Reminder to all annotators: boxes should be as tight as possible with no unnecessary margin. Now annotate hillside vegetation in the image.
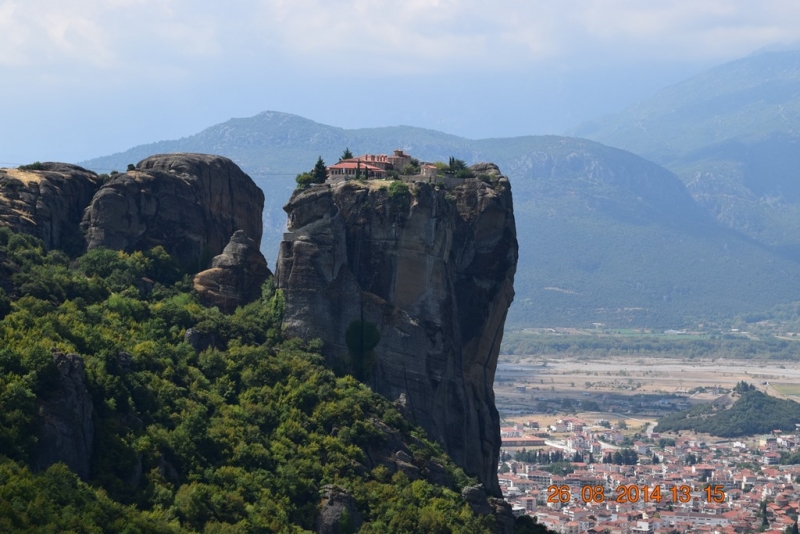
[657,386,800,437]
[501,331,800,361]
[0,227,500,532]
[80,112,800,329]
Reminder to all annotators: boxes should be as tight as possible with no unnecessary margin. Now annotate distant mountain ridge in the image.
[572,50,800,258]
[81,111,800,328]
[85,111,471,176]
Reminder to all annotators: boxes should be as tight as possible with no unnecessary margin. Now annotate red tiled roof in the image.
[328,162,385,172]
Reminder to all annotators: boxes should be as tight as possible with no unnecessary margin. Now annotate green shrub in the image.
[295,172,314,188]
[433,162,449,175]
[18,162,43,171]
[387,181,409,199]
[400,164,418,176]
[448,157,467,172]
[0,288,9,320]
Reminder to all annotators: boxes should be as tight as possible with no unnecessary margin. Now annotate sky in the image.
[1,0,799,164]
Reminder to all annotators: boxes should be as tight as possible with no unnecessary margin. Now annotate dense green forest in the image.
[0,227,518,532]
[657,388,800,437]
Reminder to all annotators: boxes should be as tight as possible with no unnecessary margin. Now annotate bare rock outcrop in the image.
[313,485,363,534]
[463,485,516,532]
[275,165,518,496]
[184,328,225,354]
[34,351,94,480]
[193,230,272,313]
[82,153,264,271]
[0,163,100,254]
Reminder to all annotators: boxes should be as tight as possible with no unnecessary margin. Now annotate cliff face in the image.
[275,165,518,495]
[34,351,94,480]
[0,163,100,254]
[82,153,264,270]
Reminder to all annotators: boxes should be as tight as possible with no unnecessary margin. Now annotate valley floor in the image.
[495,355,800,416]
[495,355,800,532]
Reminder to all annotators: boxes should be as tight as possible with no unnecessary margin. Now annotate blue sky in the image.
[1,0,799,164]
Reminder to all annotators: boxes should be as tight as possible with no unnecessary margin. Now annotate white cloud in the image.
[0,1,31,65]
[569,0,800,61]
[0,0,224,73]
[2,0,799,75]
[239,0,800,74]
[248,0,562,72]
[43,13,114,66]
[0,1,114,68]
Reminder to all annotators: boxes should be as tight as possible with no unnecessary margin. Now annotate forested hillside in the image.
[657,386,800,437]
[0,227,521,532]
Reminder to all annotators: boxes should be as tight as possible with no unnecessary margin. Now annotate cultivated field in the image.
[494,354,800,419]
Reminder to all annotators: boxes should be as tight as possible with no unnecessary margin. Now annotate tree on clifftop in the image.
[448,156,467,172]
[340,148,353,161]
[312,156,327,184]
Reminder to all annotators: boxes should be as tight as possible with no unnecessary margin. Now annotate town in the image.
[499,417,800,533]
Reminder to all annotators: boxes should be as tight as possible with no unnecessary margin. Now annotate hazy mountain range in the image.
[573,49,800,259]
[81,50,800,328]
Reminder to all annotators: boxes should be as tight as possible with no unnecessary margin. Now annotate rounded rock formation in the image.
[82,153,264,271]
[0,163,101,254]
[193,230,272,313]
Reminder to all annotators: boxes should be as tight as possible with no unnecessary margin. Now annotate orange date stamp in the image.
[546,484,726,504]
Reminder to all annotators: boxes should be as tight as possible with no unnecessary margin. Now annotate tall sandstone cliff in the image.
[275,164,518,495]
